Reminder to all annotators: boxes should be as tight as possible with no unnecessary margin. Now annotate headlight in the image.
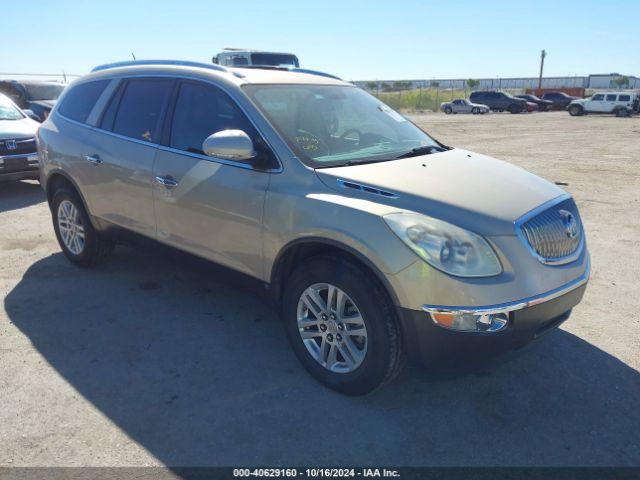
[383,213,502,277]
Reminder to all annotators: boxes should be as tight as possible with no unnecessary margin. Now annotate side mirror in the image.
[23,109,41,122]
[203,129,256,161]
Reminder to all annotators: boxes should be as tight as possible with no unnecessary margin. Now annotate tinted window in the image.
[112,79,173,143]
[170,81,255,156]
[619,95,631,102]
[606,94,617,101]
[58,80,109,123]
[592,94,604,101]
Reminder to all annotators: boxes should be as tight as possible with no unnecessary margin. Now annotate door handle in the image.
[83,154,103,165]
[155,175,179,188]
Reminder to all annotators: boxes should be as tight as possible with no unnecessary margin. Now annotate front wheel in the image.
[444,106,452,114]
[282,255,404,395]
[568,105,584,116]
[51,188,113,267]
[472,107,479,114]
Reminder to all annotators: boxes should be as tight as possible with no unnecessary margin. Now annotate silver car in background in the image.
[37,60,589,395]
[441,98,489,114]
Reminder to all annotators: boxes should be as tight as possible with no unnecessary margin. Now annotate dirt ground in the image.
[0,111,638,468]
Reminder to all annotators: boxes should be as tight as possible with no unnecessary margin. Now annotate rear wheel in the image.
[282,255,404,395]
[568,105,584,116]
[615,108,629,117]
[444,106,452,114]
[472,107,479,114]
[51,188,113,267]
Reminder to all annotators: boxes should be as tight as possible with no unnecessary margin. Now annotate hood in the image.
[315,148,565,236]
[0,117,39,139]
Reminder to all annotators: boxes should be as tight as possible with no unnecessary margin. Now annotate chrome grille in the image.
[518,197,583,264]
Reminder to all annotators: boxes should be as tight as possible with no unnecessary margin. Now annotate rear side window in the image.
[619,95,631,102]
[58,80,109,123]
[606,94,617,101]
[169,81,255,157]
[111,79,173,143]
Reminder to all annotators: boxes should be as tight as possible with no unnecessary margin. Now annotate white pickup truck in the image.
[568,92,639,117]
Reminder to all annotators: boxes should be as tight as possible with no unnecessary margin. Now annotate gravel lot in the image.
[1,111,638,468]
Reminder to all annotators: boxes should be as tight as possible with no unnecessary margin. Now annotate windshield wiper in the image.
[395,145,445,159]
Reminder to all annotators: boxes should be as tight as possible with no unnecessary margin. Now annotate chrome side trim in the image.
[0,153,39,160]
[514,193,585,266]
[422,262,589,316]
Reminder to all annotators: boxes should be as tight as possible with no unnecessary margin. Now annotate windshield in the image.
[251,53,299,67]
[244,84,441,167]
[24,83,64,101]
[0,96,24,120]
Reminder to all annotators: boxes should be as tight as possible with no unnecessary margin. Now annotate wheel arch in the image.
[269,237,401,309]
[45,169,100,230]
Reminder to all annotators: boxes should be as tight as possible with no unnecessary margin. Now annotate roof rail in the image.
[91,60,228,73]
[290,68,341,80]
[233,65,341,81]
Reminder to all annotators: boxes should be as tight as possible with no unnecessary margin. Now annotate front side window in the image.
[58,80,109,123]
[592,94,604,101]
[111,79,173,143]
[24,83,65,101]
[0,95,24,121]
[245,84,441,168]
[170,81,255,157]
[619,95,631,102]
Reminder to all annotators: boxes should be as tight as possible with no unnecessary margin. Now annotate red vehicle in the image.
[525,101,539,112]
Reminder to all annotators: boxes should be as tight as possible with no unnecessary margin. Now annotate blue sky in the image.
[3,0,639,81]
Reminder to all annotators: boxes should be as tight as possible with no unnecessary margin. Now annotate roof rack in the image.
[91,60,228,73]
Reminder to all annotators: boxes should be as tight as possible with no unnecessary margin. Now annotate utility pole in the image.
[538,49,546,90]
[131,52,137,60]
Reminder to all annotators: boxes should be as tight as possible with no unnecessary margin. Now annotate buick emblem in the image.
[6,139,17,150]
[559,210,578,239]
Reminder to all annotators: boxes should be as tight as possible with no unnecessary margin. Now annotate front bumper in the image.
[397,272,588,367]
[0,154,39,182]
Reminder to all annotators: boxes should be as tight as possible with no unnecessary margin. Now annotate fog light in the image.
[430,312,508,333]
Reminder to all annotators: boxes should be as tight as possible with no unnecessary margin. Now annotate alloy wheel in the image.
[296,283,368,373]
[57,200,85,255]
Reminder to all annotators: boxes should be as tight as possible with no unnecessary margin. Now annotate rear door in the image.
[152,79,272,278]
[80,77,175,237]
[603,94,618,113]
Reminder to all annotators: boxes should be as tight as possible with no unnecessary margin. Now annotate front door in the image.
[152,80,271,278]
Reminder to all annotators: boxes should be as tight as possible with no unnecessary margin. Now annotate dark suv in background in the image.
[0,80,65,122]
[540,91,580,110]
[469,91,527,113]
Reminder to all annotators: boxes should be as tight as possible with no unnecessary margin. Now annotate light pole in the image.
[538,49,546,90]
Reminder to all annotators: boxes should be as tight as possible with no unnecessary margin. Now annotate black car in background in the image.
[0,80,65,122]
[469,91,528,113]
[540,91,580,110]
[516,94,554,112]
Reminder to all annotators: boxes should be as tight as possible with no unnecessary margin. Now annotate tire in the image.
[51,188,113,267]
[508,104,521,114]
[615,108,629,117]
[282,254,404,395]
[444,106,452,114]
[472,107,479,114]
[568,105,583,116]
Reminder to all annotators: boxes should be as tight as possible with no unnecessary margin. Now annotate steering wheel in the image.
[295,129,330,156]
[340,128,363,146]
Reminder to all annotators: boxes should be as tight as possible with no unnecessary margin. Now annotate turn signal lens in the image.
[430,312,508,333]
